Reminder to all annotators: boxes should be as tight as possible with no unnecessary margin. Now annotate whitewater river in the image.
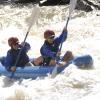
[0,3,100,100]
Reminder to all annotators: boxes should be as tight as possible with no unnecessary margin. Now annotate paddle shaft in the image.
[14,31,29,66]
[59,17,70,52]
[51,0,77,78]
[59,0,78,52]
[10,5,40,78]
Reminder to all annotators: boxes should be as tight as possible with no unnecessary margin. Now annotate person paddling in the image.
[2,37,30,72]
[40,27,74,66]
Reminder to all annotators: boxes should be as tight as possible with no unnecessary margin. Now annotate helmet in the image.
[44,30,55,39]
[21,42,31,52]
[8,37,19,46]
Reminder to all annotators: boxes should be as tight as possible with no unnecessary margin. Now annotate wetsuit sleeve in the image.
[56,28,68,43]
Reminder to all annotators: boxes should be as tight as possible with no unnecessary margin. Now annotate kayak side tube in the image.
[0,55,93,79]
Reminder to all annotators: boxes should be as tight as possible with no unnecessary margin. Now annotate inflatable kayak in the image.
[0,55,93,79]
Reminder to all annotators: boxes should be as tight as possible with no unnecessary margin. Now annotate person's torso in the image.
[8,49,29,67]
[41,39,60,66]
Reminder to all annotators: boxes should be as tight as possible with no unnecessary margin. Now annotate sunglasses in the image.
[48,35,55,39]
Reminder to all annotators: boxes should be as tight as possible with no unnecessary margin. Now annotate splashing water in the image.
[0,3,100,100]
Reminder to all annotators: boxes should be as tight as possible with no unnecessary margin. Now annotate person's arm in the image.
[4,51,14,71]
[56,27,68,43]
[21,51,30,65]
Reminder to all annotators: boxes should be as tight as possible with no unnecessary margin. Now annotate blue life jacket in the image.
[40,31,67,66]
[4,48,29,71]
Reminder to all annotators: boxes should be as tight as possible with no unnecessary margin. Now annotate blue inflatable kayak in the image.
[0,55,93,79]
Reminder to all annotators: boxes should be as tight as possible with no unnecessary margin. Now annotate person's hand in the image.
[56,52,61,57]
[58,61,66,66]
[49,60,56,66]
[10,66,16,72]
[63,26,67,32]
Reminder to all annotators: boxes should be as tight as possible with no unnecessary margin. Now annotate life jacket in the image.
[5,48,29,70]
[42,40,59,66]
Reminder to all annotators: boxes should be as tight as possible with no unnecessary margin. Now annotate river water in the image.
[0,3,100,100]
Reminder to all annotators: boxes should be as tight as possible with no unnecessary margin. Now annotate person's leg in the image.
[62,51,74,62]
[31,56,43,66]
[49,59,56,66]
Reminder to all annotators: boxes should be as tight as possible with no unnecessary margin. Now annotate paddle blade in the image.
[66,0,77,29]
[51,66,58,78]
[27,5,40,32]
[69,0,77,18]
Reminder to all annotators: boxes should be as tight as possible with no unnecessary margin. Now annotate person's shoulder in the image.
[40,42,48,50]
[41,41,47,46]
[54,37,59,42]
[7,49,12,53]
[6,49,13,57]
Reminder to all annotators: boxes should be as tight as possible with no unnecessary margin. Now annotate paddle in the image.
[10,5,40,78]
[51,0,77,78]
